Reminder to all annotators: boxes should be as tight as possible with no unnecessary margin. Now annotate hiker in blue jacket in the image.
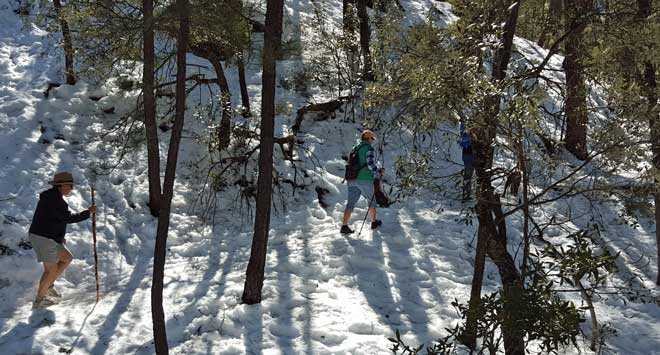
[340,130,384,234]
[29,172,96,308]
[460,124,475,201]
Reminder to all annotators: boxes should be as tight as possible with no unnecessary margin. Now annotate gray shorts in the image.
[346,180,376,210]
[29,233,70,263]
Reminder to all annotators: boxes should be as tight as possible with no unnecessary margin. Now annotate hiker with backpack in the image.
[28,172,96,308]
[340,130,384,234]
[460,124,475,201]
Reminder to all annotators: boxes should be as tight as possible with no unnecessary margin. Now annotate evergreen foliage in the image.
[10,0,659,352]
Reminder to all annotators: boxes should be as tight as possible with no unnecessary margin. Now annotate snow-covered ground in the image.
[1,0,660,354]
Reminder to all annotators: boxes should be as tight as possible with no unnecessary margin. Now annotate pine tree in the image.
[143,0,162,217]
[152,0,189,352]
[242,0,284,305]
[563,0,592,160]
[52,0,75,84]
[357,0,374,81]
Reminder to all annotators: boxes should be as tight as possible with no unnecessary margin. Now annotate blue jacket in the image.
[459,123,473,149]
[460,124,474,167]
[29,187,90,244]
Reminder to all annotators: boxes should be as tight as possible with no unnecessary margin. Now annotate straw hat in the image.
[49,172,74,186]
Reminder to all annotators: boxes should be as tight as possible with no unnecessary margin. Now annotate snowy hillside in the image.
[1,0,660,354]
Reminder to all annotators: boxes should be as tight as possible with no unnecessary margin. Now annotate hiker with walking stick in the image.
[28,172,96,309]
[340,130,384,234]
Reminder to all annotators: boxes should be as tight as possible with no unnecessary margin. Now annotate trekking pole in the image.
[357,192,376,236]
[91,186,99,303]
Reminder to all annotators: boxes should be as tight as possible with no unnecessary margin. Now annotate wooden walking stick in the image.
[91,187,99,302]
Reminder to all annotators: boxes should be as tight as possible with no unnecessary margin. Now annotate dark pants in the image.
[462,151,475,200]
[463,165,474,199]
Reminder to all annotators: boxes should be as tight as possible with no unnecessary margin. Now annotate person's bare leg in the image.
[369,207,376,222]
[342,210,352,225]
[37,262,58,299]
[53,247,72,280]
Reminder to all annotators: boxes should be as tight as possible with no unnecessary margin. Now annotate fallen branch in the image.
[292,96,352,135]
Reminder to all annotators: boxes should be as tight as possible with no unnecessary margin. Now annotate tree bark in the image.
[209,56,232,150]
[52,0,75,85]
[636,0,660,286]
[538,0,563,48]
[574,275,598,351]
[563,0,590,161]
[518,126,530,279]
[143,0,162,217]
[241,0,283,305]
[489,195,525,355]
[648,57,660,291]
[343,0,359,78]
[464,2,525,354]
[356,0,374,81]
[237,53,251,116]
[152,0,188,353]
[463,195,490,349]
[644,61,660,288]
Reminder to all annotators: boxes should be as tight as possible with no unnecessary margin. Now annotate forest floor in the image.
[1,0,660,354]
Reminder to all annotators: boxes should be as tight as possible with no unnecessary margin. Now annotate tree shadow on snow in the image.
[88,251,151,354]
[301,233,315,355]
[243,304,264,355]
[0,309,55,354]
[60,301,97,353]
[378,210,433,345]
[165,232,237,348]
[272,236,296,353]
[346,229,405,334]
[129,230,243,353]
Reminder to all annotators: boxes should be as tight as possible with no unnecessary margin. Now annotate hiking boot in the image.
[33,296,57,309]
[48,286,62,298]
[340,225,354,234]
[371,220,382,230]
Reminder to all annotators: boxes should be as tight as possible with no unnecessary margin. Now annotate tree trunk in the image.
[356,0,374,81]
[489,195,525,355]
[237,53,251,117]
[152,0,188,353]
[550,0,564,16]
[518,126,530,279]
[574,275,599,351]
[343,0,359,78]
[52,0,75,85]
[538,0,563,48]
[655,178,660,286]
[209,56,232,151]
[143,0,162,217]
[563,0,590,161]
[241,0,283,305]
[463,2,524,354]
[463,197,490,350]
[647,64,660,288]
[637,0,660,286]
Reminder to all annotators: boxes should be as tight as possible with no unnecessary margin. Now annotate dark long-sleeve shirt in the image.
[29,187,90,244]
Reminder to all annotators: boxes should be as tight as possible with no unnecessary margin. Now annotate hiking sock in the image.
[33,296,57,309]
[48,285,62,298]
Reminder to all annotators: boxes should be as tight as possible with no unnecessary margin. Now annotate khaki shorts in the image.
[29,233,70,263]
